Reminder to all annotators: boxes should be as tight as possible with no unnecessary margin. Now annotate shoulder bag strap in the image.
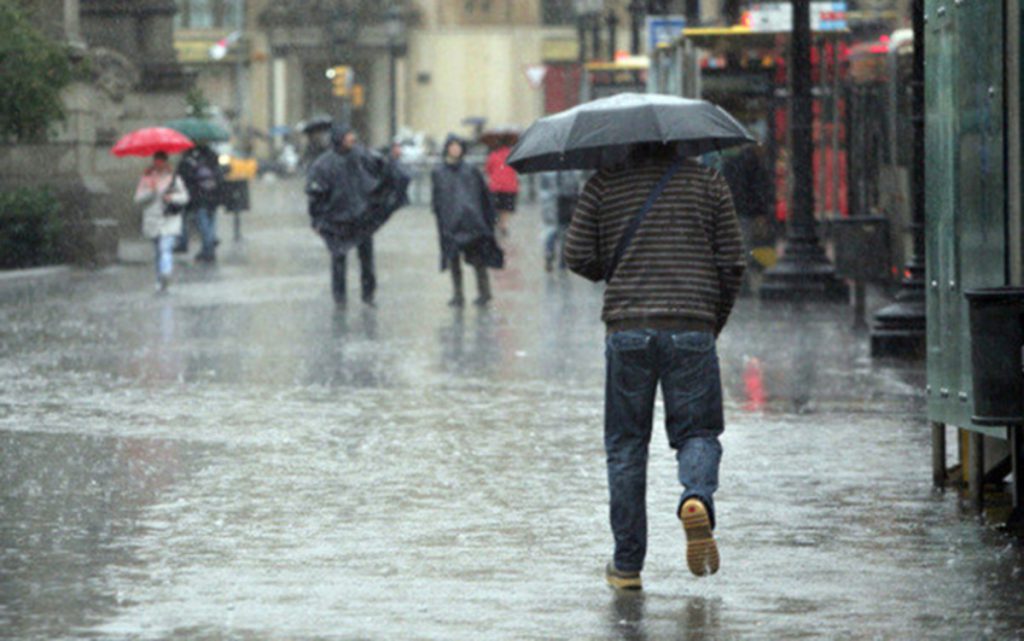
[605,156,686,283]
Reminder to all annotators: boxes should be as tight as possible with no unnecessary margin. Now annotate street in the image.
[1,179,1023,641]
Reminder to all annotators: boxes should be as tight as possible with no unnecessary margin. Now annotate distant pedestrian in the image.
[177,143,224,263]
[720,143,775,287]
[484,140,518,237]
[306,124,384,308]
[564,142,745,589]
[538,170,582,272]
[134,151,189,292]
[431,135,503,307]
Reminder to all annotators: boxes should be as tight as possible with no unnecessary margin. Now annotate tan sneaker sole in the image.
[605,563,642,591]
[680,499,720,577]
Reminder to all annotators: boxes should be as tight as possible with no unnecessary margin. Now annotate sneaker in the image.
[156,275,170,293]
[605,561,642,591]
[448,295,465,308]
[680,498,719,577]
[473,294,491,307]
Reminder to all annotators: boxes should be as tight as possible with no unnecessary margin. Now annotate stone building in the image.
[0,0,193,259]
[173,0,798,155]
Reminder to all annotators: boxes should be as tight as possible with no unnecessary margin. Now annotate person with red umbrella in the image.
[133,151,189,292]
[483,132,520,238]
[113,127,193,292]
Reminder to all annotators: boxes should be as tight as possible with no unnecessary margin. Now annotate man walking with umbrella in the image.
[508,94,752,590]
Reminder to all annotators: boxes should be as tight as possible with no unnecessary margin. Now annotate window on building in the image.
[175,0,245,29]
[542,0,575,25]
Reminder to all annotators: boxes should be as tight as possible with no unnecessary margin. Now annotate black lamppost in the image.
[606,9,619,61]
[385,4,405,142]
[759,0,848,302]
[870,0,926,356]
[628,0,645,55]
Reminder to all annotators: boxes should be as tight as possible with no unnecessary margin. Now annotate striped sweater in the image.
[564,157,746,334]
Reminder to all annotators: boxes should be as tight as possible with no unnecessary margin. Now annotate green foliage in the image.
[0,187,64,269]
[186,86,211,118]
[0,0,74,141]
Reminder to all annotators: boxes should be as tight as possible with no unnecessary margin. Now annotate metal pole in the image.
[968,432,985,513]
[818,37,828,219]
[853,280,866,330]
[831,38,841,217]
[791,0,813,239]
[932,422,947,488]
[870,0,926,357]
[759,0,847,302]
[591,12,602,61]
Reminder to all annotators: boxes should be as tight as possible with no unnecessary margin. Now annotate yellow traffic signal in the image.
[328,65,353,97]
[351,84,365,108]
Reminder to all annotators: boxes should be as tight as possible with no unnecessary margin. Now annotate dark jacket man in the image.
[430,135,503,307]
[563,145,745,588]
[176,144,224,261]
[306,124,383,306]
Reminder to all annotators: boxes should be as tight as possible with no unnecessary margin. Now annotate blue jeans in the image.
[605,329,724,573]
[154,235,175,279]
[194,206,217,259]
[543,222,568,267]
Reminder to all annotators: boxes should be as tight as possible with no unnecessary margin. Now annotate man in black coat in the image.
[177,143,224,262]
[306,124,386,307]
[431,135,503,307]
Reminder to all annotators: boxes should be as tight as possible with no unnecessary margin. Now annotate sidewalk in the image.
[1,178,1022,641]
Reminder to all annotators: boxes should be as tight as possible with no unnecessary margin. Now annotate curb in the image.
[0,265,73,302]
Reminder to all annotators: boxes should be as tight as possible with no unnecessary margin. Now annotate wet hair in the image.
[444,135,465,157]
[331,122,353,147]
[154,151,169,161]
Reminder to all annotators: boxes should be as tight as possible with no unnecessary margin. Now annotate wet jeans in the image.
[543,223,568,268]
[605,329,724,573]
[195,206,217,260]
[154,235,175,279]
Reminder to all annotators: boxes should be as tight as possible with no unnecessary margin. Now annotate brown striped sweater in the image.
[564,157,746,334]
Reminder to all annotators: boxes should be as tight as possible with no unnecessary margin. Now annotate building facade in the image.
[172,0,837,154]
[3,0,193,255]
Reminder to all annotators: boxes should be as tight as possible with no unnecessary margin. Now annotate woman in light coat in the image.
[134,151,189,291]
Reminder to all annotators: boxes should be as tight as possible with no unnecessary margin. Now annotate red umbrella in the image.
[111,127,194,157]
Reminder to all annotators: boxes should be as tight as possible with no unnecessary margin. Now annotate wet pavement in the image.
[2,179,1023,640]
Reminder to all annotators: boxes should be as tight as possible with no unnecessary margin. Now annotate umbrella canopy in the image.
[480,125,521,149]
[301,115,333,135]
[111,127,194,157]
[507,93,756,173]
[166,118,230,144]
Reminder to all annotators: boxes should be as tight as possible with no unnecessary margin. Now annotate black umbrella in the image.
[301,115,333,135]
[507,93,756,173]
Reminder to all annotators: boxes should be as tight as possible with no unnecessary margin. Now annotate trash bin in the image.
[965,287,1024,425]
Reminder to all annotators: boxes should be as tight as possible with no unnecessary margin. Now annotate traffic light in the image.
[326,65,353,97]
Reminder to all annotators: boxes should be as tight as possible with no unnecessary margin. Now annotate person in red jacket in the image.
[485,139,519,237]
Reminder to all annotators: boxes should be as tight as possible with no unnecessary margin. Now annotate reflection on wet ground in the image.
[1,179,1022,640]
